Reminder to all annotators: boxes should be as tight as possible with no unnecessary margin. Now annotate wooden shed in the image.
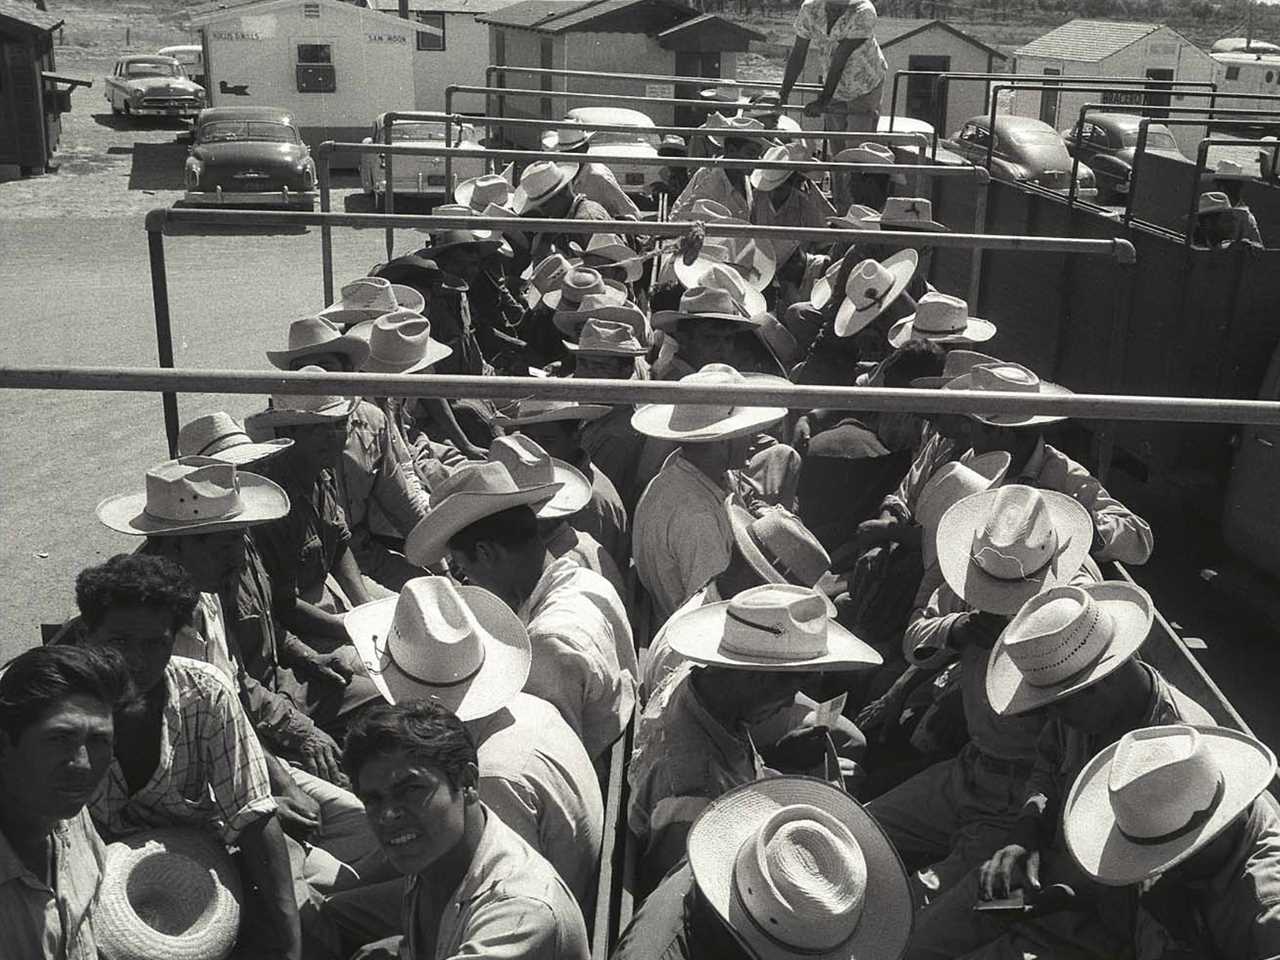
[0,0,84,175]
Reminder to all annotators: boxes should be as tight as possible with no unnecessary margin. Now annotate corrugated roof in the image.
[374,0,532,14]
[479,0,693,31]
[1014,19,1164,62]
[656,13,763,43]
[873,17,1005,58]
[0,0,63,33]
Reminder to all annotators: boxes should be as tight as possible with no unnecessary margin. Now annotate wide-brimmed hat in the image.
[97,457,289,537]
[544,266,627,313]
[566,317,648,356]
[688,777,913,960]
[424,228,504,259]
[429,202,503,242]
[513,160,573,214]
[942,361,1073,427]
[346,577,531,719]
[867,196,949,232]
[751,141,815,192]
[96,827,242,960]
[177,412,292,466]
[542,124,594,152]
[456,172,513,212]
[318,277,405,327]
[632,363,785,441]
[553,292,647,340]
[267,315,370,370]
[405,461,561,566]
[834,142,907,185]
[362,310,452,374]
[825,203,882,232]
[986,581,1154,715]
[668,583,881,672]
[832,250,919,338]
[1211,158,1253,181]
[909,348,1001,390]
[651,285,762,333]
[680,258,769,318]
[659,134,687,155]
[524,253,581,309]
[936,484,1093,616]
[889,292,997,349]
[486,434,592,517]
[704,112,768,149]
[572,233,643,283]
[915,450,1011,568]
[727,497,831,589]
[673,230,776,293]
[1063,724,1276,886]
[1197,190,1233,216]
[244,367,357,431]
[493,397,610,427]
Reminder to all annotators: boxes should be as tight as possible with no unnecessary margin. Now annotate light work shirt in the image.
[793,0,888,102]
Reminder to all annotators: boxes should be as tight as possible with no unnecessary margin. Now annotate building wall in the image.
[201,1,416,145]
[880,26,997,134]
[374,6,492,113]
[563,31,678,125]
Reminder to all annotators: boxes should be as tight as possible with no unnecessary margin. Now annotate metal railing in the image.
[1187,134,1280,244]
[444,83,813,121]
[482,63,823,95]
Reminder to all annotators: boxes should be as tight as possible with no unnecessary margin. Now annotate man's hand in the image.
[980,844,1041,901]
[297,729,347,787]
[275,776,322,844]
[762,725,832,773]
[298,651,352,689]
[951,611,1007,650]
[803,98,829,118]
[855,691,904,744]
[352,936,404,960]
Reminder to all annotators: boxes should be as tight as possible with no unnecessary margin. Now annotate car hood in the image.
[118,77,203,95]
[1009,141,1073,170]
[192,141,309,166]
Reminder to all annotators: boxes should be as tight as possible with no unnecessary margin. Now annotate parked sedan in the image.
[184,107,316,208]
[944,115,1097,200]
[544,107,660,196]
[105,55,205,119]
[156,44,206,90]
[1062,113,1186,203]
[359,116,485,206]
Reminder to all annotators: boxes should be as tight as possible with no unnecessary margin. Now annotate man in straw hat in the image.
[337,699,589,959]
[515,160,611,261]
[1191,188,1264,248]
[0,645,131,960]
[404,461,635,762]
[777,0,888,131]
[1060,723,1280,959]
[750,141,838,271]
[544,122,642,221]
[617,775,914,960]
[628,583,882,890]
[672,116,769,223]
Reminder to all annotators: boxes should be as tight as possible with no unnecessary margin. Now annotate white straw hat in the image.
[825,203,882,232]
[667,583,880,672]
[493,397,611,426]
[267,315,370,370]
[630,363,786,442]
[726,497,831,590]
[866,196,949,232]
[455,172,513,212]
[1063,724,1276,886]
[243,366,357,430]
[524,253,581,309]
[688,777,913,960]
[1197,190,1233,216]
[96,457,289,537]
[909,348,1001,389]
[651,286,762,334]
[573,233,644,283]
[986,580,1153,716]
[485,434,592,517]
[177,412,292,466]
[96,828,242,960]
[915,450,1011,568]
[346,577,531,719]
[318,277,403,327]
[361,309,452,374]
[833,250,919,338]
[673,232,777,294]
[565,317,648,356]
[750,141,814,192]
[513,160,573,214]
[942,361,1073,427]
[553,293,647,340]
[888,292,997,348]
[689,259,769,319]
[936,484,1093,615]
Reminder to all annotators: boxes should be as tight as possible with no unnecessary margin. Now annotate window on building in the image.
[297,43,332,64]
[296,43,335,93]
[416,12,445,51]
[1226,66,1240,81]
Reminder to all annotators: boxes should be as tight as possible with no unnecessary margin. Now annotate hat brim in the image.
[405,482,561,566]
[888,315,997,350]
[362,338,453,374]
[244,396,357,430]
[867,214,951,232]
[688,777,913,960]
[495,403,612,426]
[631,399,785,443]
[985,581,1153,716]
[535,459,593,517]
[267,334,370,371]
[574,242,645,283]
[833,249,919,338]
[674,247,777,294]
[316,305,391,328]
[553,302,645,338]
[935,488,1094,616]
[564,339,647,357]
[199,437,294,466]
[512,175,573,215]
[96,471,290,537]
[651,309,762,334]
[426,236,504,258]
[825,215,880,232]
[1063,726,1275,887]
[942,374,1073,426]
[346,585,532,720]
[544,278,627,314]
[725,499,837,614]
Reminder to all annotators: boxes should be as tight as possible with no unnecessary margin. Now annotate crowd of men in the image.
[7,0,1280,955]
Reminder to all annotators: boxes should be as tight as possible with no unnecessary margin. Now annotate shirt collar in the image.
[438,806,520,908]
[0,826,30,887]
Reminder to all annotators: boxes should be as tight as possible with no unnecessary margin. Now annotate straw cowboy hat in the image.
[888,291,997,349]
[942,360,1073,427]
[726,496,832,590]
[485,434,592,518]
[346,577,531,719]
[936,484,1094,616]
[831,250,920,338]
[688,777,913,960]
[703,112,769,149]
[909,348,1000,390]
[424,228,504,259]
[833,142,908,185]
[553,293,648,340]
[681,259,769,318]
[177,412,292,466]
[542,123,594,152]
[565,317,648,356]
[673,225,777,293]
[524,253,581,309]
[427,202,504,243]
[544,266,627,313]
[1197,190,1234,216]
[986,580,1153,716]
[826,203,882,232]
[1063,724,1277,887]
[493,397,610,427]
[96,457,289,538]
[668,583,881,672]
[96,827,242,960]
[244,367,357,432]
[632,363,786,442]
[405,460,561,566]
[651,286,762,334]
[319,277,418,327]
[361,310,452,374]
[455,171,514,212]
[267,316,370,370]
[914,450,1011,569]
[513,161,574,214]
[867,196,949,232]
[750,141,815,192]
[571,233,644,283]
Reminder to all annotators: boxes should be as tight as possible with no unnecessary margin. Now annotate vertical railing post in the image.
[146,217,180,456]
[319,146,334,304]
[383,114,396,260]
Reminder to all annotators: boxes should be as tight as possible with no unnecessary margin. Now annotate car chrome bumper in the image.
[184,187,316,206]
[132,106,202,117]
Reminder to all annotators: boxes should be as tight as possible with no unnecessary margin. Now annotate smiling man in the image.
[342,701,589,960]
[0,645,130,960]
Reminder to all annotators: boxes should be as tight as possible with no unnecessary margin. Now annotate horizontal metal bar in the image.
[485,63,823,93]
[1149,116,1280,128]
[1077,101,1280,117]
[893,69,1214,88]
[448,83,810,113]
[4,365,1278,424]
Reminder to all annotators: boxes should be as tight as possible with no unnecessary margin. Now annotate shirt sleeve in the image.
[200,674,277,843]
[319,469,353,552]
[523,623,631,761]
[582,165,641,220]
[665,511,733,616]
[1018,719,1066,848]
[902,575,965,669]
[479,776,542,853]
[1038,447,1154,565]
[835,2,876,40]
[443,897,569,960]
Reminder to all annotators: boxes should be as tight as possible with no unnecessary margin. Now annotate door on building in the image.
[674,51,720,128]
[906,55,951,130]
[1145,68,1174,118]
[1039,67,1061,126]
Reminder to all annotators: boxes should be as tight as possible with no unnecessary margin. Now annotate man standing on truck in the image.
[773,0,888,134]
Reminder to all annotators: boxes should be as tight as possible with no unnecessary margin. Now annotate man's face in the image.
[85,604,175,696]
[0,694,115,821]
[574,354,636,381]
[447,542,511,596]
[681,319,748,369]
[516,420,578,463]
[174,530,246,593]
[356,750,471,875]
[726,138,764,162]
[1046,670,1122,734]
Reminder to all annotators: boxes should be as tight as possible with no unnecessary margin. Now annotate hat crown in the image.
[679,285,748,318]
[846,259,895,307]
[918,462,992,535]
[971,362,1041,394]
[720,584,831,661]
[270,365,349,414]
[530,254,575,293]
[558,267,606,308]
[941,350,1000,380]
[970,485,1060,581]
[1001,585,1116,688]
[578,317,643,352]
[883,196,934,223]
[386,578,489,685]
[733,804,867,951]
[688,199,735,221]
[746,507,831,587]
[1108,726,1224,842]
[428,460,525,506]
[667,362,750,432]
[337,276,396,311]
[465,175,511,210]
[486,435,557,489]
[177,412,251,458]
[914,293,970,334]
[520,161,571,204]
[367,311,433,365]
[285,316,346,352]
[144,457,243,523]
[1198,191,1232,214]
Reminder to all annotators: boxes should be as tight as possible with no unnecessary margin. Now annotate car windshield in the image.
[198,121,300,144]
[591,130,659,148]
[1122,128,1178,151]
[1005,125,1062,147]
[384,121,476,144]
[126,61,181,79]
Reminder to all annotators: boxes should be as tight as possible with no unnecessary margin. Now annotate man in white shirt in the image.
[776,0,889,133]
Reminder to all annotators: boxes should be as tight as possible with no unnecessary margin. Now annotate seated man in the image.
[516,161,610,261]
[671,117,766,222]
[547,125,642,221]
[0,645,130,960]
[340,701,589,960]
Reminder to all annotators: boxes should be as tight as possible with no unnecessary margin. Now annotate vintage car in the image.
[358,115,486,206]
[944,115,1098,200]
[184,107,317,208]
[105,55,205,119]
[543,107,660,196]
[156,44,206,90]
[1061,113,1187,204]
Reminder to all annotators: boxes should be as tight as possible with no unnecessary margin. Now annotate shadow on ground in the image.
[128,141,189,190]
[161,203,311,236]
